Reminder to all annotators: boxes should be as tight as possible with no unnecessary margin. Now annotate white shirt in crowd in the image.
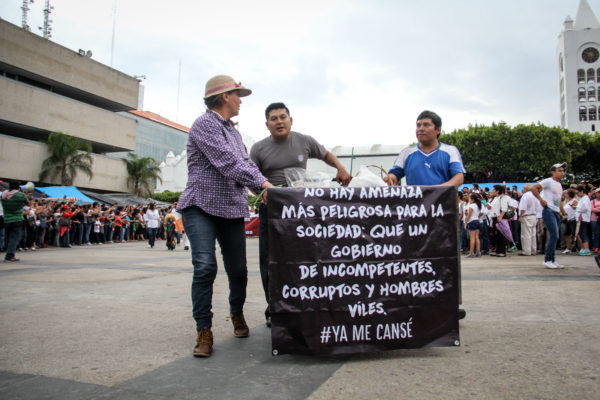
[479,203,490,224]
[459,201,469,222]
[466,203,480,223]
[564,199,577,221]
[539,177,563,213]
[518,191,538,216]
[535,201,543,219]
[576,195,592,223]
[146,209,160,228]
[489,195,508,218]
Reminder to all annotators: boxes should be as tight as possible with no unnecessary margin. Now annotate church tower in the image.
[557,0,600,133]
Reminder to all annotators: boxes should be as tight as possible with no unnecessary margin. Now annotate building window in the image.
[560,54,564,72]
[593,124,596,132]
[587,68,596,84]
[578,69,586,84]
[589,87,597,102]
[579,87,587,102]
[589,106,597,121]
[580,106,588,121]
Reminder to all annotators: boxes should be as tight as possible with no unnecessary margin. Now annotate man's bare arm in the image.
[443,172,464,188]
[322,151,352,186]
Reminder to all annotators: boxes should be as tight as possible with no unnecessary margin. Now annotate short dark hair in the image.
[493,184,505,194]
[265,102,290,120]
[470,193,482,208]
[8,181,20,190]
[576,185,588,194]
[417,110,442,129]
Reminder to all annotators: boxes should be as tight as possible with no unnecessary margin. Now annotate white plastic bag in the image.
[348,165,387,187]
[284,168,335,187]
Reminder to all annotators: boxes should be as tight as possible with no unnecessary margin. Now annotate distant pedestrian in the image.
[1,182,29,262]
[562,189,577,254]
[531,163,566,269]
[145,203,159,248]
[465,193,482,257]
[518,184,538,256]
[574,185,592,256]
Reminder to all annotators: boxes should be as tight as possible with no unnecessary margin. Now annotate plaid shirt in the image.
[177,110,266,219]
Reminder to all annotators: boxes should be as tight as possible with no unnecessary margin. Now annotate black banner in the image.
[268,186,460,356]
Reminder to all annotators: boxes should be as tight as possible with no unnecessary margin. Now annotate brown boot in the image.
[230,313,249,337]
[193,327,213,357]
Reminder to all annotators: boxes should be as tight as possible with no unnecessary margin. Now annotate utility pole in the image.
[21,0,34,31]
[39,0,53,39]
[110,0,117,66]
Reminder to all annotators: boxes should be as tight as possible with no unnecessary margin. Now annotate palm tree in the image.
[122,152,163,197]
[39,132,94,185]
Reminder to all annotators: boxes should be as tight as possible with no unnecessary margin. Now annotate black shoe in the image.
[595,254,600,269]
[458,308,466,320]
[184,246,189,250]
[266,315,271,328]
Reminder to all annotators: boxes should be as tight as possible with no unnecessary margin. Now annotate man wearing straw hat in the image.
[177,75,273,358]
[250,102,351,327]
[531,163,567,269]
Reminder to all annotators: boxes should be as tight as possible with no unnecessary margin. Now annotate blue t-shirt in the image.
[388,142,465,185]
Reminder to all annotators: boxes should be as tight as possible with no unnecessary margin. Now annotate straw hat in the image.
[204,75,252,99]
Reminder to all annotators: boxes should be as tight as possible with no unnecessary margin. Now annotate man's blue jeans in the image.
[147,227,157,247]
[182,206,247,331]
[84,223,93,244]
[542,207,561,262]
[4,222,23,260]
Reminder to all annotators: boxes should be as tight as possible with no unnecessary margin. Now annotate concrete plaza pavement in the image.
[1,239,599,399]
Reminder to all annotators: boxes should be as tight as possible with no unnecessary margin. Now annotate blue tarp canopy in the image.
[459,182,535,193]
[35,186,96,204]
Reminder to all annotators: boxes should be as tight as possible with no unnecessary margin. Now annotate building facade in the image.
[0,19,139,192]
[557,0,600,133]
[110,110,189,163]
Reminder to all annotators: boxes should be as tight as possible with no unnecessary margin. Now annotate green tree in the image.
[152,190,181,204]
[122,153,163,197]
[441,123,596,183]
[39,132,94,185]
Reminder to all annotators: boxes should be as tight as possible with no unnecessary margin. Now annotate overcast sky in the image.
[1,0,597,147]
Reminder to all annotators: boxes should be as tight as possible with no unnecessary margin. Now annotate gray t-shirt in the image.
[250,131,326,186]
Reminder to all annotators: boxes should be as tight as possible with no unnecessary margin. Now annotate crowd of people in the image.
[458,180,600,266]
[0,190,188,257]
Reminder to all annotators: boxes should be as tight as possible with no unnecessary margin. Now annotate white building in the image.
[0,20,139,192]
[557,0,600,133]
[156,131,256,192]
